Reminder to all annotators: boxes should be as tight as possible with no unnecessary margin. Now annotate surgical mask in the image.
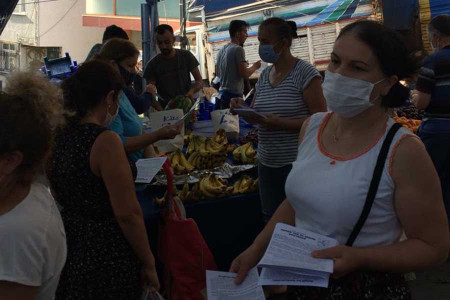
[117,64,136,86]
[103,103,119,127]
[323,70,386,118]
[259,42,281,63]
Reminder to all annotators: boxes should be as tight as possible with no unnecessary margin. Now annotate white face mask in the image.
[323,70,385,118]
[103,103,119,127]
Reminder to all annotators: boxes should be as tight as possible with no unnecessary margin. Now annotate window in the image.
[0,43,19,73]
[13,0,26,14]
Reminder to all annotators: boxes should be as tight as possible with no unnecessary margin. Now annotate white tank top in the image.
[285,112,417,247]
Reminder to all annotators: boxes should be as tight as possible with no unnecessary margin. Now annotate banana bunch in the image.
[167,150,195,175]
[153,185,178,207]
[178,183,202,204]
[233,142,258,164]
[232,176,259,195]
[186,135,228,170]
[199,174,233,199]
[211,129,228,145]
[184,129,193,145]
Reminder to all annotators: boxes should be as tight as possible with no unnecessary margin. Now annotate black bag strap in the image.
[346,123,402,247]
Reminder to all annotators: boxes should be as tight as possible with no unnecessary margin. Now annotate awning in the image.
[0,0,18,35]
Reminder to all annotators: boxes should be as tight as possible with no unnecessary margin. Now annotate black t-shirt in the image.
[144,49,199,106]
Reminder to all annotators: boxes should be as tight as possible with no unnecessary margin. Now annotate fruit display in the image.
[184,129,193,145]
[198,174,259,199]
[233,142,258,164]
[199,174,233,199]
[165,95,197,125]
[239,128,258,146]
[231,175,259,195]
[167,150,195,175]
[185,135,228,170]
[393,116,421,133]
[153,175,259,206]
[396,105,425,120]
[165,95,193,113]
[178,183,202,204]
[211,129,228,145]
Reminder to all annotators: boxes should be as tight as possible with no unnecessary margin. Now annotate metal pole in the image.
[141,3,151,68]
[150,0,159,58]
[142,0,160,69]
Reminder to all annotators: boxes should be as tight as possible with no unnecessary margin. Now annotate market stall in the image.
[137,118,264,271]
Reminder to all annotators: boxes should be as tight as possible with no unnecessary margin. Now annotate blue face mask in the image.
[259,42,281,63]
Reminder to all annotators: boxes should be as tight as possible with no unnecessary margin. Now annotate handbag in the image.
[158,161,218,300]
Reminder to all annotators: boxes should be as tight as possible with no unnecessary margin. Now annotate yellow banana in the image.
[174,164,186,174]
[205,175,226,195]
[199,140,209,157]
[179,150,195,172]
[238,176,253,194]
[186,140,195,156]
[240,143,251,163]
[187,151,199,165]
[233,145,241,161]
[181,183,189,199]
[232,178,242,195]
[171,152,180,166]
[245,143,256,158]
[199,177,216,198]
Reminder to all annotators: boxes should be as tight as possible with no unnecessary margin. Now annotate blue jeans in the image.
[217,90,242,110]
[418,119,450,221]
[258,162,293,223]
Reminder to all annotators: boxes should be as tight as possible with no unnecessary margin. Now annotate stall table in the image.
[137,119,264,271]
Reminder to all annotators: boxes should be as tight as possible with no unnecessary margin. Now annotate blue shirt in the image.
[108,93,144,163]
[416,45,450,117]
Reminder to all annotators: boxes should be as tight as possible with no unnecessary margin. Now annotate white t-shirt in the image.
[0,180,67,300]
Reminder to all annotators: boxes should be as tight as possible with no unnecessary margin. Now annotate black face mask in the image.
[117,64,136,86]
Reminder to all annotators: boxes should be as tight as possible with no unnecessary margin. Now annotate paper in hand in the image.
[206,268,265,300]
[135,157,167,183]
[233,105,267,119]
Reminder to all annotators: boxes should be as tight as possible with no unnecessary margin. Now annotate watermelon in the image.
[165,95,192,114]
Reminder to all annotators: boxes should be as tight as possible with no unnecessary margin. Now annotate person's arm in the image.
[413,56,435,110]
[108,111,180,154]
[123,126,180,154]
[313,137,449,278]
[260,77,327,131]
[91,131,159,290]
[298,117,311,144]
[238,61,262,79]
[0,282,39,300]
[185,67,203,100]
[412,90,431,110]
[230,199,296,284]
[123,87,152,115]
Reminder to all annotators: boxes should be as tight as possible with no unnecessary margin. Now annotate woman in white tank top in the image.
[230,21,449,300]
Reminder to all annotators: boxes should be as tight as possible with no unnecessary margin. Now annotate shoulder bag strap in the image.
[346,122,402,247]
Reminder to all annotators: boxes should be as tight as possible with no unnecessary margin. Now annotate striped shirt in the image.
[253,59,320,167]
[416,45,450,117]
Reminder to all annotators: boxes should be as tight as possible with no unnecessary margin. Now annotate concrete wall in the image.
[38,0,104,63]
[0,2,38,45]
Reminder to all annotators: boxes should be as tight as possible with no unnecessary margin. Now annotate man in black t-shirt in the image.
[144,24,203,107]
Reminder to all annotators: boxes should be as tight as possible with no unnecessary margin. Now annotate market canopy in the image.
[0,0,18,36]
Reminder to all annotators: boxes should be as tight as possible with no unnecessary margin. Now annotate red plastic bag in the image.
[159,161,217,300]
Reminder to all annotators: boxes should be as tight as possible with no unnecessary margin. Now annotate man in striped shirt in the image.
[414,14,450,228]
